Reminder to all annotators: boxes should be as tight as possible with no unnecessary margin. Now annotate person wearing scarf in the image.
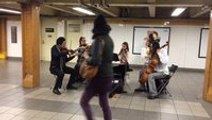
[80,15,114,120]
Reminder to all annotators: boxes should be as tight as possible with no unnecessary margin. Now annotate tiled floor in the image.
[0,60,212,120]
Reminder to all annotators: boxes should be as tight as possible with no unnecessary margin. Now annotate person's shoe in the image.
[134,88,146,92]
[147,95,158,99]
[53,89,61,95]
[66,85,77,90]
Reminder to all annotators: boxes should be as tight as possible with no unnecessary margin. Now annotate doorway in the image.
[6,21,22,58]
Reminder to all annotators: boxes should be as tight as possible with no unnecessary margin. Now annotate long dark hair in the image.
[152,31,158,37]
[79,36,85,47]
[122,42,129,52]
[92,14,111,39]
[119,42,129,54]
[56,37,65,45]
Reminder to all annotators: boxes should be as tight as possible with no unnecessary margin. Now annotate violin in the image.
[139,41,169,84]
[61,47,75,53]
[60,47,77,58]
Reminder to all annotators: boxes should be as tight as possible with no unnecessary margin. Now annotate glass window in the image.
[11,26,17,43]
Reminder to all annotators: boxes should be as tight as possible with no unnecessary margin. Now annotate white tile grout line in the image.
[23,87,211,118]
[0,106,105,120]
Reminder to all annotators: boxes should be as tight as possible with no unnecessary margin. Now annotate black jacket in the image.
[50,45,75,71]
[88,35,114,78]
[88,17,114,77]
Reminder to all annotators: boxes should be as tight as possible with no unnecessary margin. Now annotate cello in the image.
[139,41,169,84]
[79,45,98,80]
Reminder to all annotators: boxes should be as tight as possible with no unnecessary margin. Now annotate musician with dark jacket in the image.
[80,15,114,120]
[50,37,77,95]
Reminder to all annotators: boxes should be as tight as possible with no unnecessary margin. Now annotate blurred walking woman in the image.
[80,15,114,120]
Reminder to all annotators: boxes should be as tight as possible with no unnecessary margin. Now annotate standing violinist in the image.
[49,37,77,95]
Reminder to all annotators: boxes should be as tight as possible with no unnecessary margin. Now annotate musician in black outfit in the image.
[49,37,77,95]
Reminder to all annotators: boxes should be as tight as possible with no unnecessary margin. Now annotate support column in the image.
[203,10,212,102]
[21,2,40,88]
[0,19,7,59]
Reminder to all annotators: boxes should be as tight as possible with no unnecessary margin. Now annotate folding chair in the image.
[156,64,178,97]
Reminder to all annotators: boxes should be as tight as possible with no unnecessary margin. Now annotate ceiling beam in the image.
[43,0,204,8]
[191,7,211,18]
[47,0,114,17]
[45,0,78,2]
[40,5,56,15]
[44,5,82,16]
[78,0,118,17]
[0,1,17,4]
[109,4,203,8]
[44,3,203,8]
[95,5,118,17]
[147,0,156,18]
[84,18,209,26]
[148,6,155,17]
[107,0,207,5]
[44,2,79,6]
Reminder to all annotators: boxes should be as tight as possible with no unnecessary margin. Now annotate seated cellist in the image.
[135,31,169,99]
[146,31,169,99]
[147,42,169,99]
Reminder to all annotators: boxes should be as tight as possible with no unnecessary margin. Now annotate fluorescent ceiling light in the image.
[72,7,95,15]
[118,24,124,26]
[171,8,186,17]
[0,8,21,14]
[163,21,170,25]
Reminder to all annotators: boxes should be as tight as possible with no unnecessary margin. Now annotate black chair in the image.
[155,64,178,97]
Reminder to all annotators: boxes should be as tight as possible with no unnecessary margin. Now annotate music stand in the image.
[113,53,119,61]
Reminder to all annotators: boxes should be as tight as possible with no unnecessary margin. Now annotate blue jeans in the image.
[148,72,167,96]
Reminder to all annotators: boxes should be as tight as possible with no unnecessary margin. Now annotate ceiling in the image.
[0,0,211,19]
